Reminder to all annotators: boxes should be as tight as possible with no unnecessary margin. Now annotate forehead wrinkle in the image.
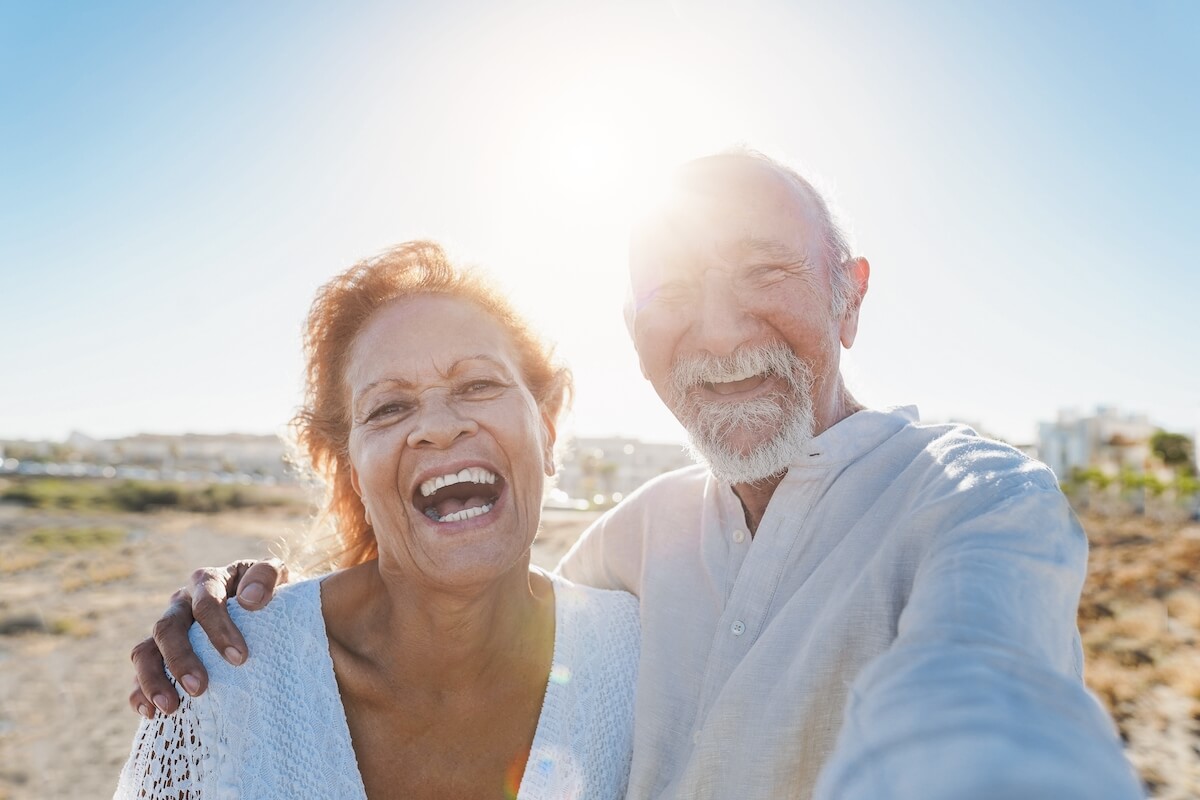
[360,354,513,394]
[724,236,813,268]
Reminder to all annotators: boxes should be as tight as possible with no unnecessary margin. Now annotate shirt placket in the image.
[688,476,822,739]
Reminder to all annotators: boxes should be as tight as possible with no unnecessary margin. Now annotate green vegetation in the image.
[1,479,111,510]
[1151,430,1196,476]
[25,526,126,550]
[0,478,293,513]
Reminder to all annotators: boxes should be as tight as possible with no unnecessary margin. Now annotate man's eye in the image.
[652,282,693,305]
[746,264,791,285]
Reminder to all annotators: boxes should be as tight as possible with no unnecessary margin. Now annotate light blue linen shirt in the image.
[559,405,1143,799]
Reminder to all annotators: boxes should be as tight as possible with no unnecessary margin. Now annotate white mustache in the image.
[669,343,811,396]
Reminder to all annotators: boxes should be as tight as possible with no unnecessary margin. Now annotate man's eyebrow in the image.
[737,236,811,265]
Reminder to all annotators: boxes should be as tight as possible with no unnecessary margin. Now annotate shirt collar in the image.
[788,405,918,468]
[706,405,919,510]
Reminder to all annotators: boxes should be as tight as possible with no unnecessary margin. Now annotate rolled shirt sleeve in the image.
[813,486,1144,800]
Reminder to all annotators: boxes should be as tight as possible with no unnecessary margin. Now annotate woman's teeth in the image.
[420,467,497,498]
[425,502,495,523]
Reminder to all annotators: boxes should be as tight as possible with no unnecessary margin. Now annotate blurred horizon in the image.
[0,403,1192,450]
[2,1,1198,446]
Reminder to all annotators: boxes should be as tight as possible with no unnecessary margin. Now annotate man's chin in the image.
[684,413,816,485]
[706,424,783,457]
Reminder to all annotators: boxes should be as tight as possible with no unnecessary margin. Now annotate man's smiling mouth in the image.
[704,374,769,396]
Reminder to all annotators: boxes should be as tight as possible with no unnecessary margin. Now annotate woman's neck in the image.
[322,557,555,693]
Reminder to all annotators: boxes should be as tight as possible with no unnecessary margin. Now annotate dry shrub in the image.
[1165,589,1200,631]
[60,561,136,593]
[1156,651,1200,701]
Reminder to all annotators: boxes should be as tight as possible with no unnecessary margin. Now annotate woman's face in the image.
[344,295,555,587]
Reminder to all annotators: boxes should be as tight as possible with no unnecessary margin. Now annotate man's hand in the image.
[128,559,289,718]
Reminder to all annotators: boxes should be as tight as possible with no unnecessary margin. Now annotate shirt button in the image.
[731,620,746,636]
[732,529,746,543]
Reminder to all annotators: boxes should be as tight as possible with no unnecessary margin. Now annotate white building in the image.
[58,431,291,480]
[556,436,693,507]
[1037,407,1156,481]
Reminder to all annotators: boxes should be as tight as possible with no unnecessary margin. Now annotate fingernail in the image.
[138,704,150,718]
[181,674,200,695]
[224,646,245,665]
[152,694,170,714]
[241,583,265,604]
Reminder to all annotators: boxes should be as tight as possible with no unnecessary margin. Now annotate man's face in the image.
[628,158,859,483]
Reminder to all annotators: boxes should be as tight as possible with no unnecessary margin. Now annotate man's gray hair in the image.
[623,147,860,337]
[720,146,857,317]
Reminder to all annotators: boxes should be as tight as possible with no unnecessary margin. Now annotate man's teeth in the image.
[419,467,498,498]
[425,503,495,523]
[708,368,761,384]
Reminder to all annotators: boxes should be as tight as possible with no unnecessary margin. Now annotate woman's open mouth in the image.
[413,467,503,523]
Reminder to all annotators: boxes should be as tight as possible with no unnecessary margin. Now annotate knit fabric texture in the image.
[114,571,639,799]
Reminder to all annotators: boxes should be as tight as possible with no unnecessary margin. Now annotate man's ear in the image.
[839,257,870,349]
[626,294,653,381]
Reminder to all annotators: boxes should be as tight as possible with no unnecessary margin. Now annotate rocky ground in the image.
[1078,511,1200,799]
[0,494,1196,798]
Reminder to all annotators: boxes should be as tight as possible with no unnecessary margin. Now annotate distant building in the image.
[556,436,693,506]
[2,431,292,481]
[1038,407,1156,481]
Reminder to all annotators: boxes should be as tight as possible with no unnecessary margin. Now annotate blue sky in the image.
[2,0,1197,445]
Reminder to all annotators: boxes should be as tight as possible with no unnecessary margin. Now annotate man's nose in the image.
[690,271,756,356]
[406,396,478,449]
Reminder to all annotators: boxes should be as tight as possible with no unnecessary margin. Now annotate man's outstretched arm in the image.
[812,485,1143,799]
[129,559,288,717]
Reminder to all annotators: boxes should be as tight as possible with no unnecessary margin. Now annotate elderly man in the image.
[130,149,1143,798]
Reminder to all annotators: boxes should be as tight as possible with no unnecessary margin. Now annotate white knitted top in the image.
[114,571,640,799]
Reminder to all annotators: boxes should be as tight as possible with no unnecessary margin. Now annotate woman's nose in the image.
[406,397,479,449]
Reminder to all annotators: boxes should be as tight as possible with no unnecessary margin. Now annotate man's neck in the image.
[731,473,785,533]
[732,386,864,534]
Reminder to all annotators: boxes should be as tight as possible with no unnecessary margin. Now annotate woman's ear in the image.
[349,465,372,526]
[540,398,561,474]
[541,408,559,477]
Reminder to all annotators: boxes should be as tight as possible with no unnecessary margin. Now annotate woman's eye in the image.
[463,379,503,395]
[365,402,406,422]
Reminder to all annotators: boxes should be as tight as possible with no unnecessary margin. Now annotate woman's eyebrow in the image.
[359,356,512,395]
[445,355,509,375]
[358,377,416,395]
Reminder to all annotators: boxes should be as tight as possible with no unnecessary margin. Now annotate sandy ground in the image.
[1,497,1196,798]
[0,500,594,799]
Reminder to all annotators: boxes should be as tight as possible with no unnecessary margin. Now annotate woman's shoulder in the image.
[227,574,324,626]
[519,572,638,799]
[158,575,363,797]
[187,575,329,683]
[546,571,640,656]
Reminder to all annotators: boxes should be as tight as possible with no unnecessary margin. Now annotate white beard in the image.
[668,343,816,485]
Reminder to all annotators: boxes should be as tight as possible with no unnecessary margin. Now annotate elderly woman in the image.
[114,241,639,798]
